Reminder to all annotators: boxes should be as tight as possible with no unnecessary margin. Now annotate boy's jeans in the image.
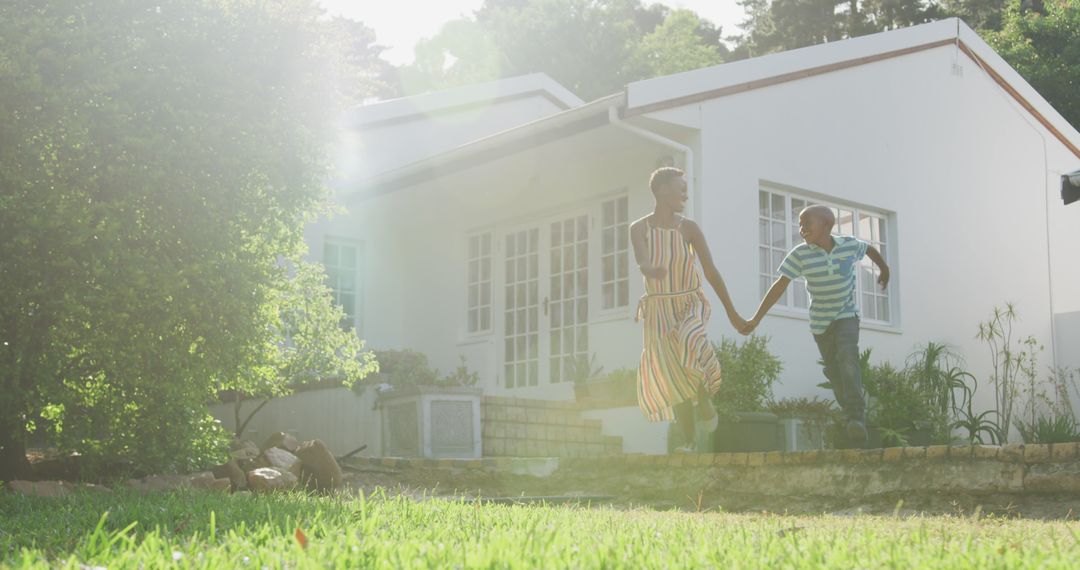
[813,317,866,424]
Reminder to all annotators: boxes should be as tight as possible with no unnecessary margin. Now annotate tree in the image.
[632,9,728,77]
[984,0,1080,131]
[399,0,731,101]
[938,0,1008,30]
[321,16,400,104]
[226,263,378,439]
[731,0,940,57]
[399,19,505,95]
[0,0,379,479]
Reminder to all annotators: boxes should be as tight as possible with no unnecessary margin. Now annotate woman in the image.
[631,167,747,452]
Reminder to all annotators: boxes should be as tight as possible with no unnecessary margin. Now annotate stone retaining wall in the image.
[353,443,1080,501]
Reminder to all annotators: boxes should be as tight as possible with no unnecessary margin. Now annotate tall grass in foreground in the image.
[2,490,1080,568]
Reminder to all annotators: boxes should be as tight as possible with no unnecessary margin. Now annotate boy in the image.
[741,205,889,446]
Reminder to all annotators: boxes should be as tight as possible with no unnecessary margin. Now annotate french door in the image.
[501,212,590,388]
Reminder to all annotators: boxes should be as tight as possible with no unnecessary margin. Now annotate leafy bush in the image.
[439,356,480,387]
[599,367,638,386]
[860,350,951,447]
[367,349,439,387]
[767,397,836,418]
[1018,414,1080,444]
[712,335,782,420]
[362,350,479,389]
[565,353,604,385]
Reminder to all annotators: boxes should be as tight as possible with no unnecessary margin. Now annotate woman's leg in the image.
[674,399,695,444]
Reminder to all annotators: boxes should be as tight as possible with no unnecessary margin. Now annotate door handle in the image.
[543,297,549,316]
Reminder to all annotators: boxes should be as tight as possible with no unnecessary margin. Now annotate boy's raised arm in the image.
[865,245,890,290]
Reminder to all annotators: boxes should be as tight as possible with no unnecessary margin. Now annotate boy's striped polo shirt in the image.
[778,235,869,335]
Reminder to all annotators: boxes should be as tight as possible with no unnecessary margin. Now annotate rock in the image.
[294,439,343,491]
[229,439,261,465]
[212,459,247,491]
[259,447,303,477]
[261,432,299,453]
[5,480,73,497]
[127,474,188,494]
[246,467,298,492]
[189,471,231,492]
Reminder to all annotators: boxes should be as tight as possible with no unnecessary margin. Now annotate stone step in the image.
[480,395,623,457]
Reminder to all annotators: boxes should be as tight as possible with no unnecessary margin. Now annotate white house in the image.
[221,19,1080,456]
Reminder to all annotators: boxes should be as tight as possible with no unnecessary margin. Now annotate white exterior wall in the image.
[690,44,1072,408]
[342,136,672,400]
[209,388,381,457]
[1046,142,1080,374]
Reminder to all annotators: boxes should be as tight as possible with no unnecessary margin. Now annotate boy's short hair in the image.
[649,167,684,194]
[801,205,836,228]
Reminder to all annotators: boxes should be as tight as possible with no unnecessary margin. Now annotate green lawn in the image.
[2,490,1079,568]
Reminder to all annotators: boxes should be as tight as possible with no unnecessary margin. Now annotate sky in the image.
[316,1,749,66]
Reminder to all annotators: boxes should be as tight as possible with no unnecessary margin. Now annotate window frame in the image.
[464,231,494,336]
[598,193,632,316]
[322,236,364,334]
[757,185,897,328]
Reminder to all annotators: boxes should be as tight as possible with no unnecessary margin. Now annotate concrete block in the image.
[902,447,927,461]
[1001,443,1025,463]
[925,445,949,461]
[1024,444,1052,463]
[972,445,1001,460]
[882,447,904,463]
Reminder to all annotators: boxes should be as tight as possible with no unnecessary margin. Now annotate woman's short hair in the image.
[649,167,684,194]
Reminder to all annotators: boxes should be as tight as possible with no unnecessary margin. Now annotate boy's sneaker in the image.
[846,419,868,447]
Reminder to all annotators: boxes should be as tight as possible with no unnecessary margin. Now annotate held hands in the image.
[737,316,760,336]
[729,314,748,333]
[730,313,759,336]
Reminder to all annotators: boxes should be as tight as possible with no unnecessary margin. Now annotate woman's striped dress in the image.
[636,217,723,421]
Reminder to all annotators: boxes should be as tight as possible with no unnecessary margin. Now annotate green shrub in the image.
[767,396,836,418]
[366,349,439,387]
[1018,414,1080,444]
[712,335,782,420]
[861,350,952,446]
[361,350,480,389]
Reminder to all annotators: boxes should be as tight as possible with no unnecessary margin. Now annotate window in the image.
[466,233,492,333]
[549,214,589,383]
[324,239,361,330]
[758,188,893,324]
[600,196,630,310]
[503,228,539,388]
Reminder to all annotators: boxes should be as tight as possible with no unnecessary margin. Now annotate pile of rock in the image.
[215,433,343,494]
[3,433,344,497]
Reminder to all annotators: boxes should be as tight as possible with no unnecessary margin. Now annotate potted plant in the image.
[568,353,605,401]
[767,396,836,451]
[575,366,638,407]
[710,335,783,453]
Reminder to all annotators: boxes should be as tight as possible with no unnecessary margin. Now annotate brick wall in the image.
[481,396,622,457]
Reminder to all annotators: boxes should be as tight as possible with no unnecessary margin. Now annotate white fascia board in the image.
[627,19,959,111]
[348,73,584,127]
[348,93,623,198]
[957,22,1080,149]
